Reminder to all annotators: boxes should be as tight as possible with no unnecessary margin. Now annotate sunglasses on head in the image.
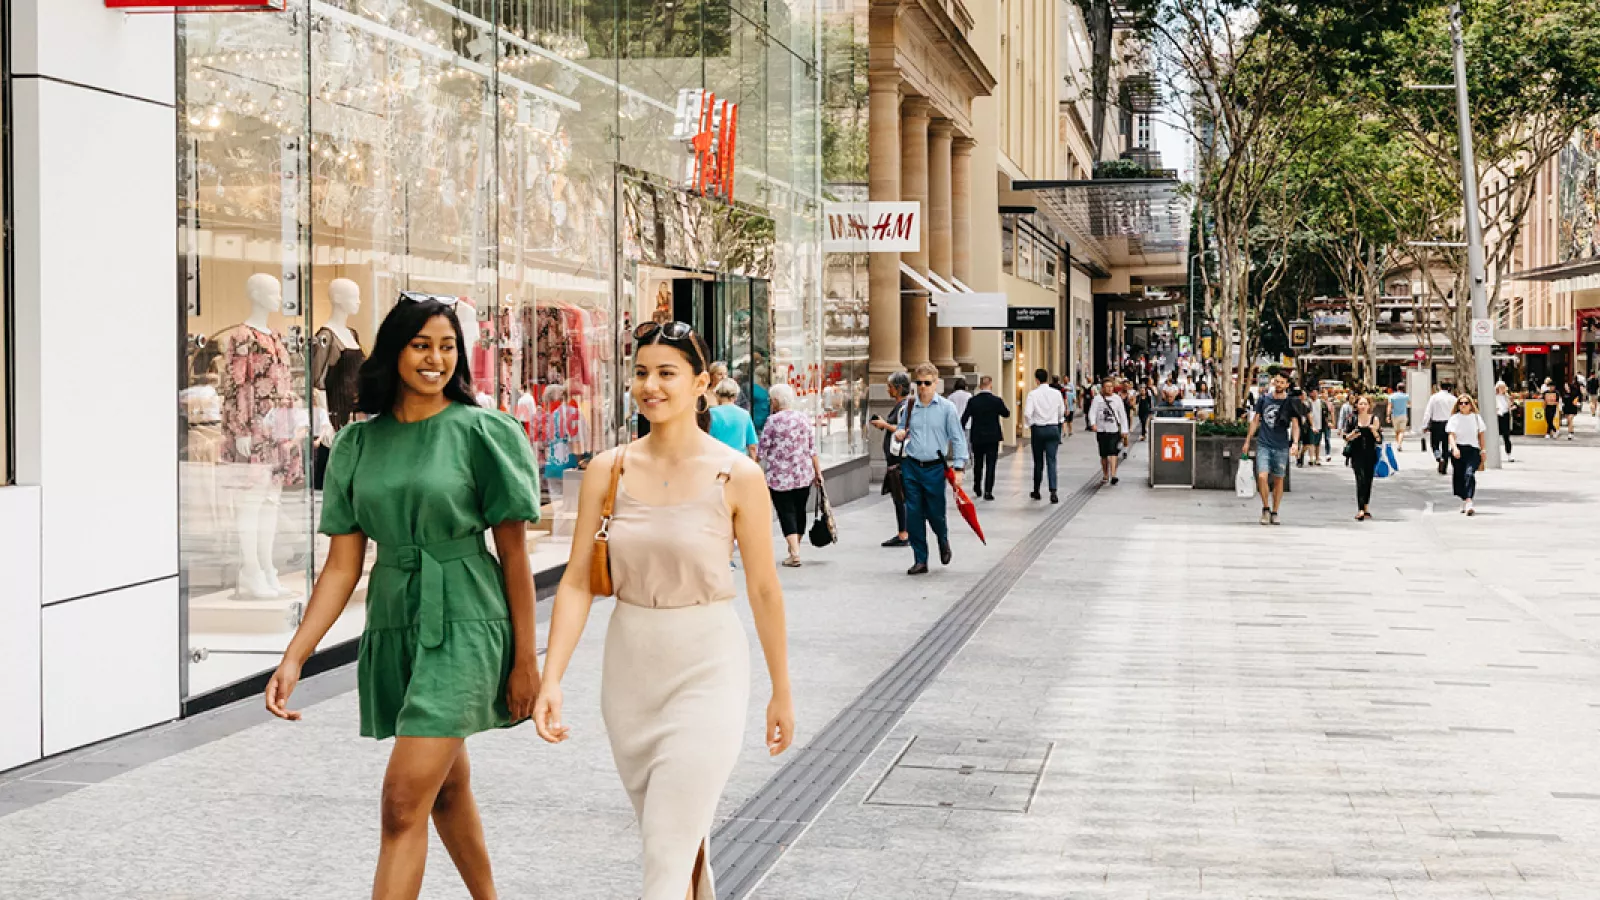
[633,320,704,367]
[398,291,460,308]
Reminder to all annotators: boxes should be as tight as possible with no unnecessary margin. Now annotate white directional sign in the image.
[1470,317,1495,346]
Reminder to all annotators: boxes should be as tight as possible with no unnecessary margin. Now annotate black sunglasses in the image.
[915,379,936,387]
[634,320,704,368]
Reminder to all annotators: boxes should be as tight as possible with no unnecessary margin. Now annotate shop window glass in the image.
[1001,218,1014,276]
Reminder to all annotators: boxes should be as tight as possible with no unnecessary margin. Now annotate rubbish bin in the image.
[1148,417,1196,488]
[1523,398,1548,436]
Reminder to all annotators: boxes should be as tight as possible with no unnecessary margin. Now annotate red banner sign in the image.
[107,0,284,10]
[1507,344,1549,355]
[673,89,738,202]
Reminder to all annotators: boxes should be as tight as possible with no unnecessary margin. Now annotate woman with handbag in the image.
[1342,394,1383,521]
[869,371,914,547]
[264,295,541,899]
[758,383,825,567]
[535,320,795,900]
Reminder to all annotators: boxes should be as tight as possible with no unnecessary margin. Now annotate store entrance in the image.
[635,266,774,432]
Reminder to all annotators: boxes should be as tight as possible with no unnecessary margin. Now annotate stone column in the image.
[867,69,904,381]
[899,96,932,371]
[952,136,977,372]
[927,119,957,375]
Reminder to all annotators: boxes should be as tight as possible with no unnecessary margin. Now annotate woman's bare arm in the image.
[493,519,540,720]
[729,457,794,754]
[265,532,366,718]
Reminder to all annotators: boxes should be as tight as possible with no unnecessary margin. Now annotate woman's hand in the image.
[1451,445,1461,459]
[507,659,541,722]
[766,692,796,757]
[533,681,570,744]
[264,657,304,721]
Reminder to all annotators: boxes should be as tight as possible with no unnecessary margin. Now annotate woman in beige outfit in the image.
[536,321,795,900]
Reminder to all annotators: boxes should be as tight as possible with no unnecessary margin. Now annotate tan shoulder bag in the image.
[589,446,627,596]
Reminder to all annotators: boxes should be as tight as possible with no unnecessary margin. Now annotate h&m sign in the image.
[672,89,739,202]
[822,202,921,253]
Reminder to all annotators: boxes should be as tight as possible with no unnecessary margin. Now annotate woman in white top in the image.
[1494,381,1514,462]
[1446,394,1488,516]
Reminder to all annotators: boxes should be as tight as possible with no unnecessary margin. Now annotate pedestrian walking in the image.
[946,377,973,423]
[1344,394,1383,521]
[962,375,1009,501]
[1447,394,1487,516]
[1425,383,1457,472]
[1587,371,1600,423]
[264,296,542,899]
[871,371,913,548]
[1136,385,1154,441]
[1062,376,1078,436]
[708,377,758,459]
[535,320,795,900]
[1388,384,1410,452]
[1023,368,1066,503]
[1495,381,1515,461]
[1541,379,1560,440]
[1088,377,1131,486]
[1303,387,1328,466]
[758,383,824,568]
[1562,377,1581,440]
[892,363,969,575]
[1242,372,1301,526]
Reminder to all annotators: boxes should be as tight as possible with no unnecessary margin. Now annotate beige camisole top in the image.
[608,460,737,609]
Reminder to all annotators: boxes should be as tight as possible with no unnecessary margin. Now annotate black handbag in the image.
[808,483,838,548]
[880,399,912,501]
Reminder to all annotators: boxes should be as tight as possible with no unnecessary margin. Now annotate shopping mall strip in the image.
[5,440,1600,898]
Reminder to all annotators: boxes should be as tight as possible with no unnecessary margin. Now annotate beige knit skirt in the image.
[602,600,751,900]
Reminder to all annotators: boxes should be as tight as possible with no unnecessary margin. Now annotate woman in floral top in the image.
[758,383,824,567]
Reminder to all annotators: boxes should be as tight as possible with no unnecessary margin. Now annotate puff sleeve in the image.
[318,421,366,535]
[474,411,541,526]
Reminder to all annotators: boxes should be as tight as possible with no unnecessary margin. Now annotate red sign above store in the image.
[672,89,738,203]
[106,0,284,9]
[1507,344,1550,355]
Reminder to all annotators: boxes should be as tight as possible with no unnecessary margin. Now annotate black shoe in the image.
[882,536,909,548]
[907,563,929,575]
[1050,491,1059,503]
[984,493,995,501]
[1030,490,1042,500]
[1110,477,1119,485]
[939,542,953,566]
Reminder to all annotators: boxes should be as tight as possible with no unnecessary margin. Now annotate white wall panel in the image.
[12,79,179,603]
[42,579,179,755]
[10,0,176,105]
[0,488,43,770]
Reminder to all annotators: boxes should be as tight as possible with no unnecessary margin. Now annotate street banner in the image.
[823,201,921,253]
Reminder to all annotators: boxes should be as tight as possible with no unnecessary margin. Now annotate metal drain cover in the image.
[864,736,1054,813]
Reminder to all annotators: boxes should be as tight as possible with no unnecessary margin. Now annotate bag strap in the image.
[597,445,627,534]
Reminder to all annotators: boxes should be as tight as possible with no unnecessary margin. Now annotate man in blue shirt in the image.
[892,362,969,575]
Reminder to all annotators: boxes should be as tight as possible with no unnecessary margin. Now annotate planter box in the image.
[1194,435,1291,492]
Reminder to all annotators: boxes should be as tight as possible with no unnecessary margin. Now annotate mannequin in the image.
[311,278,364,429]
[457,298,496,405]
[213,273,303,600]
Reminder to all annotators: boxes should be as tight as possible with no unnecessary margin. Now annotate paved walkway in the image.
[4,430,1599,899]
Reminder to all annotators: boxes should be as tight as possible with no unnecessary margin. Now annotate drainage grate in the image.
[709,473,1102,898]
[863,735,1054,813]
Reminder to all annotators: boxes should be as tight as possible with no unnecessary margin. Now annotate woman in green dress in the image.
[265,295,541,900]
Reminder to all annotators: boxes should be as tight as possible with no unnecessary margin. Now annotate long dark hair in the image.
[357,297,477,415]
[636,324,714,433]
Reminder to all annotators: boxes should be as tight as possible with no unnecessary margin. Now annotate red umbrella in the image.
[945,466,987,544]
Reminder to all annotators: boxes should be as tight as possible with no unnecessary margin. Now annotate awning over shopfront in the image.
[1011,178,1191,264]
[1508,258,1600,295]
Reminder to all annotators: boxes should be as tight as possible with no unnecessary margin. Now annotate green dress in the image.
[320,402,540,739]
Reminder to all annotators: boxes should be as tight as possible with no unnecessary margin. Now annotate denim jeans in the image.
[1030,425,1061,492]
[901,461,949,565]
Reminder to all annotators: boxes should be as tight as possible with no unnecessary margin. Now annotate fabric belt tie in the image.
[375,533,488,650]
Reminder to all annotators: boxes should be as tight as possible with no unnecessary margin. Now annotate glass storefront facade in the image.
[176,0,850,698]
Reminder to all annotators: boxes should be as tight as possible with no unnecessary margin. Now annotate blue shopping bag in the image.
[1384,442,1399,472]
[1375,455,1392,478]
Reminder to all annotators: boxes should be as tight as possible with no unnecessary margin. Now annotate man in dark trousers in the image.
[962,375,1010,501]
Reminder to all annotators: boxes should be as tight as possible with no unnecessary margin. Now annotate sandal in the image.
[782,556,802,568]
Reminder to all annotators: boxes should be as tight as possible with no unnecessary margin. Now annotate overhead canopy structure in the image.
[1012,178,1192,276]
